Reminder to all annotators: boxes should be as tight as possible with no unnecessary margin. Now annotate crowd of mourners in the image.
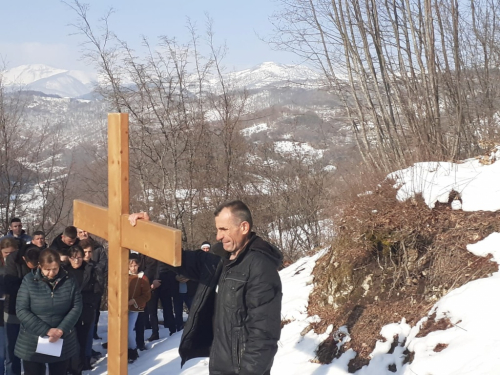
[0,217,210,375]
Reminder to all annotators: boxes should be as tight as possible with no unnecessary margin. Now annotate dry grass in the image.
[308,176,500,372]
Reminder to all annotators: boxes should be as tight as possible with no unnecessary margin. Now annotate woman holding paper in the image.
[14,248,82,374]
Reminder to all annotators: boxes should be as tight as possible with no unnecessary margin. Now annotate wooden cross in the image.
[73,113,182,374]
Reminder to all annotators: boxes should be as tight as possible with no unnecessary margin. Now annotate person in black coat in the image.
[14,248,82,375]
[30,231,47,251]
[156,262,182,335]
[49,226,79,264]
[129,200,283,375]
[66,245,104,374]
[3,243,40,375]
[78,238,107,343]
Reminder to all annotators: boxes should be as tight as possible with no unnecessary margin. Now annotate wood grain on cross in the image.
[73,113,182,374]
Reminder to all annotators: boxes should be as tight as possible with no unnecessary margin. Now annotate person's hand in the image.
[151,280,162,289]
[176,275,189,283]
[47,328,63,343]
[128,212,150,226]
[128,299,136,306]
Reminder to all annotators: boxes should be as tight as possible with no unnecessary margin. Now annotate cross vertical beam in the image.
[73,112,182,374]
[107,113,130,375]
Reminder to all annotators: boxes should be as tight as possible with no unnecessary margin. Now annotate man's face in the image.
[77,229,89,240]
[215,208,250,255]
[32,235,45,248]
[83,247,93,262]
[61,235,76,246]
[9,221,22,236]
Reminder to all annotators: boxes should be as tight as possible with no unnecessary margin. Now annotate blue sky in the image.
[1,0,296,72]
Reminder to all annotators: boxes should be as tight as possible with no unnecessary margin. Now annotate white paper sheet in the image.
[35,336,63,357]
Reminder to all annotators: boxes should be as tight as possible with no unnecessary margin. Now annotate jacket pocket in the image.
[231,326,243,373]
[223,271,248,310]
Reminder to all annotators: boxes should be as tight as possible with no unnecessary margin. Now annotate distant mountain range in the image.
[2,62,322,98]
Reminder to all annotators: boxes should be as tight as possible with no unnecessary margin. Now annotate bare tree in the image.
[68,1,255,248]
[270,0,500,170]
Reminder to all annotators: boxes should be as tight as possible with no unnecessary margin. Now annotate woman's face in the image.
[1,246,16,260]
[69,252,84,269]
[129,260,139,275]
[40,261,60,279]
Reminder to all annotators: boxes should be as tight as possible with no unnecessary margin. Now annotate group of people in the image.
[0,218,203,374]
[0,199,284,375]
[0,220,107,374]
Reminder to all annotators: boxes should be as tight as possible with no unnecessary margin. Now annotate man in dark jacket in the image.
[0,218,32,246]
[30,231,47,250]
[129,200,283,375]
[77,229,108,341]
[50,226,79,262]
[76,229,108,274]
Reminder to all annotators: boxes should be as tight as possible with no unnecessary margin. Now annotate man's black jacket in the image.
[4,246,32,321]
[49,233,79,255]
[173,234,283,375]
[67,261,104,323]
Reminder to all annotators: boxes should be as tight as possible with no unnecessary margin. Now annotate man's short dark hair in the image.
[33,230,45,237]
[10,217,21,224]
[63,226,78,239]
[79,238,94,250]
[214,200,253,229]
[24,246,40,265]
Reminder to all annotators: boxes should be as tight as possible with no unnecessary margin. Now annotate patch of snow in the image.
[241,123,269,136]
[389,158,500,211]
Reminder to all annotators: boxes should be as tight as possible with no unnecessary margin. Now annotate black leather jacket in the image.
[175,234,283,375]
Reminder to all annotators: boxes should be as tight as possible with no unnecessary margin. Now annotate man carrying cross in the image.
[129,200,283,375]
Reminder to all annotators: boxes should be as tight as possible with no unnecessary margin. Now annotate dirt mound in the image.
[308,181,499,372]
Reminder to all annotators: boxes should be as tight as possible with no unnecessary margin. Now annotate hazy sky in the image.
[1,0,297,72]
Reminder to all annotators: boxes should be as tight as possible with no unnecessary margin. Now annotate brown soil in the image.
[308,181,500,372]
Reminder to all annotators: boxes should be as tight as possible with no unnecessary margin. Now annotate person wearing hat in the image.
[200,242,211,252]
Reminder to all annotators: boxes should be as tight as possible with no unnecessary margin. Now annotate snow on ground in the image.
[241,123,269,136]
[87,152,500,374]
[274,140,324,160]
[389,147,500,211]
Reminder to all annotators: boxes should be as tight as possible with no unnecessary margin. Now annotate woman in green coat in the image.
[14,248,82,374]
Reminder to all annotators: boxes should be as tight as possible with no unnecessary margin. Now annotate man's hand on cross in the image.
[128,212,150,226]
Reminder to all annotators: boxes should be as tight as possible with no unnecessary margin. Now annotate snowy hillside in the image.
[2,64,96,97]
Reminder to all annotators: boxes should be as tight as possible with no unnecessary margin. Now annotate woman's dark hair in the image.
[38,248,61,266]
[68,245,84,258]
[0,238,19,251]
[24,246,40,265]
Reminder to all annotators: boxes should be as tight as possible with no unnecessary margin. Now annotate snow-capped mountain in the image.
[2,64,96,98]
[225,61,322,90]
[2,62,323,98]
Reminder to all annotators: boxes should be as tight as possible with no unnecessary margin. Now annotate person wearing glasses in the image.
[66,245,104,374]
